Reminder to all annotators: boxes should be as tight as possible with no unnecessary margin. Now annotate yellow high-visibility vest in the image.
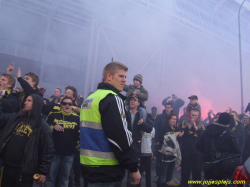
[80,89,119,166]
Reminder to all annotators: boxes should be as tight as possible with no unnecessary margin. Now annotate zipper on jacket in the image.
[1,121,21,151]
[1,131,15,150]
[19,130,35,181]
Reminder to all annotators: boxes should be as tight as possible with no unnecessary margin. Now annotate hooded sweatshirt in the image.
[196,123,240,163]
[2,94,45,166]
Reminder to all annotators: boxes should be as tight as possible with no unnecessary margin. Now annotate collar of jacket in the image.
[97,83,126,101]
[5,89,12,95]
[133,84,143,89]
[151,113,158,119]
[231,120,239,132]
[61,109,73,116]
[161,110,173,115]
[213,123,229,128]
[243,123,250,128]
[164,124,175,133]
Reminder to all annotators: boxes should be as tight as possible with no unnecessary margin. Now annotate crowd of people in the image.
[0,62,249,187]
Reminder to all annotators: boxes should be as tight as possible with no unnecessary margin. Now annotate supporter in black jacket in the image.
[157,113,183,187]
[196,113,241,185]
[162,94,185,120]
[178,107,186,125]
[45,96,79,187]
[13,68,42,109]
[48,88,62,104]
[0,94,54,187]
[154,103,173,143]
[42,85,80,115]
[180,108,205,187]
[125,95,153,187]
[154,102,173,177]
[0,73,19,113]
[126,95,153,157]
[81,82,140,184]
[230,110,245,154]
[242,115,250,163]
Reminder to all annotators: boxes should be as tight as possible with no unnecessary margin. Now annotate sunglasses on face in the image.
[62,102,73,106]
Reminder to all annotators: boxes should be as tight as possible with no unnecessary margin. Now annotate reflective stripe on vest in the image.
[80,89,119,166]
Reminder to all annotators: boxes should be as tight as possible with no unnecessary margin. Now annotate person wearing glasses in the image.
[44,96,80,187]
[42,86,81,115]
[180,109,205,187]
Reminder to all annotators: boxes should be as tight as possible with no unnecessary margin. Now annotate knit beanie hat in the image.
[218,112,231,125]
[133,74,143,84]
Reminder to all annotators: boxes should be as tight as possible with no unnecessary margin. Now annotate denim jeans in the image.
[157,157,175,184]
[138,107,147,122]
[44,154,74,187]
[88,182,116,187]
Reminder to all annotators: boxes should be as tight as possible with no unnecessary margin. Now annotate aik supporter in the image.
[157,113,183,187]
[42,86,80,115]
[0,94,54,187]
[196,113,241,186]
[229,109,245,154]
[180,108,205,187]
[45,96,79,187]
[80,62,140,187]
[125,95,153,187]
[8,66,42,108]
[242,115,250,163]
[0,73,19,113]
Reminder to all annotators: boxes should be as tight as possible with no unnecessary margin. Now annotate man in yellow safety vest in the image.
[80,62,141,187]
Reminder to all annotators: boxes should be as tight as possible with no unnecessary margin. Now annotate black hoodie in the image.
[196,123,240,163]
[0,94,54,179]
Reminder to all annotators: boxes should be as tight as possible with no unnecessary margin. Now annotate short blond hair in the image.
[1,73,16,90]
[102,62,128,82]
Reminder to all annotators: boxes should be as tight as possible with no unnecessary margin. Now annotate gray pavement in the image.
[33,159,182,187]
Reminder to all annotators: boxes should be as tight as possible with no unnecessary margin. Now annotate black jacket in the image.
[243,123,250,162]
[81,83,139,183]
[162,98,185,118]
[230,116,245,153]
[42,99,79,116]
[0,90,19,114]
[158,125,180,148]
[0,94,54,179]
[46,110,79,156]
[13,77,42,110]
[180,120,205,154]
[126,111,153,157]
[154,110,173,143]
[196,123,240,163]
